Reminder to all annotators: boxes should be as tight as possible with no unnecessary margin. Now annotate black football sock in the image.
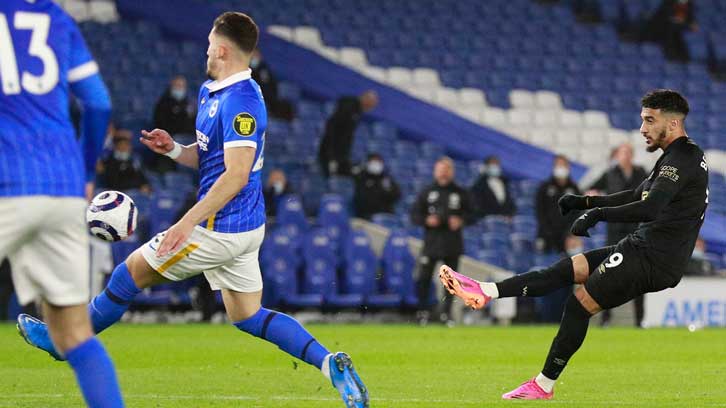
[541,295,592,380]
[495,257,574,298]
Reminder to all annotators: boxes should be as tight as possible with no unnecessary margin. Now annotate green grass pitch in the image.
[1,323,725,407]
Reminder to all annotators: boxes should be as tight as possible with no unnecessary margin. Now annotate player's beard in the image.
[647,129,666,152]
[206,58,217,80]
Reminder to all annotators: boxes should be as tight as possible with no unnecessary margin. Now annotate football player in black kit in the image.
[439,89,709,400]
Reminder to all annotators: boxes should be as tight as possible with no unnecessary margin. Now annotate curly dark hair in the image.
[641,89,689,117]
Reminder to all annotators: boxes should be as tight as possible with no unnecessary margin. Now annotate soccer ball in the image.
[86,190,138,242]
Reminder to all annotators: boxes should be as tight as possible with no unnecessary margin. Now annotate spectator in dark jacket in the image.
[250,49,294,121]
[318,90,378,177]
[98,130,151,193]
[588,143,648,327]
[411,157,474,325]
[263,169,294,217]
[470,156,516,218]
[353,153,401,219]
[536,155,581,253]
[645,0,698,61]
[151,75,196,172]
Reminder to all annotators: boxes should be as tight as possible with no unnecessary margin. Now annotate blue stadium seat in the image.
[380,230,417,306]
[317,194,350,244]
[275,194,309,232]
[149,191,182,235]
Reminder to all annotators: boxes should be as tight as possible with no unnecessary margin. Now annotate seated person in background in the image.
[469,155,516,219]
[97,130,151,194]
[250,49,294,121]
[263,169,294,217]
[151,75,196,173]
[352,153,400,220]
[686,237,715,276]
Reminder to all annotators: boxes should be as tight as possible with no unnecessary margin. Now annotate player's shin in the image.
[88,263,141,333]
[233,308,331,375]
[66,337,124,408]
[539,295,592,390]
[496,257,575,298]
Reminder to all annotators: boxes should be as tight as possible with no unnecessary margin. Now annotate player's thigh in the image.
[204,225,265,295]
[584,240,647,310]
[0,197,36,260]
[11,198,90,306]
[140,225,237,283]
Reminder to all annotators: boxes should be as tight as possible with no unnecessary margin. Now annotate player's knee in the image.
[126,250,161,289]
[222,289,262,322]
[575,287,602,315]
[571,254,590,284]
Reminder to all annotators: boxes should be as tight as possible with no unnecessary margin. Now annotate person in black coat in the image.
[587,143,648,327]
[97,131,151,193]
[263,169,294,217]
[469,155,516,218]
[318,90,378,177]
[151,75,196,172]
[250,49,294,121]
[535,155,581,253]
[411,157,474,324]
[352,153,401,220]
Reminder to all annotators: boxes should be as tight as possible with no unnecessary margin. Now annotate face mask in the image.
[113,151,131,161]
[272,181,284,194]
[566,246,584,257]
[366,160,384,175]
[553,166,569,180]
[170,88,186,101]
[250,57,260,68]
[692,248,705,259]
[487,164,502,178]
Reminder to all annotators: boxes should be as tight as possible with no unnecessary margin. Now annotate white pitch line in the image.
[2,393,726,406]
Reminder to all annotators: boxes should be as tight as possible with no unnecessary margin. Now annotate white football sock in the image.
[321,353,333,381]
[535,372,556,393]
[479,282,499,299]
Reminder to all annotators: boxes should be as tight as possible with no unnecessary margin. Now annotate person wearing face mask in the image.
[263,169,294,217]
[469,156,516,219]
[535,155,581,254]
[352,153,401,220]
[97,131,151,194]
[588,143,648,326]
[250,49,294,121]
[151,75,197,173]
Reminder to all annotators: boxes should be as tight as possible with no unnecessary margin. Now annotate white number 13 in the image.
[0,12,59,95]
[604,253,623,268]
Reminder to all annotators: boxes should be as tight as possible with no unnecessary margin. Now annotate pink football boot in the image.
[438,265,491,310]
[502,378,554,400]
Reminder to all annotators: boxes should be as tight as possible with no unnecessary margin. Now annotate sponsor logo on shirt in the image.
[659,165,679,182]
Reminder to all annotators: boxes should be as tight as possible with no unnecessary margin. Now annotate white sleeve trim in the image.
[68,61,100,83]
[224,140,257,149]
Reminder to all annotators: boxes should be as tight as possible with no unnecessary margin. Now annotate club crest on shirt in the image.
[448,193,461,209]
[208,99,219,117]
[233,112,256,136]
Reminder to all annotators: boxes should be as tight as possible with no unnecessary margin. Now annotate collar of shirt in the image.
[664,135,688,154]
[205,69,252,93]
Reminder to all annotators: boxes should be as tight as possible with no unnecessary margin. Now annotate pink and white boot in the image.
[438,265,491,310]
[502,378,554,400]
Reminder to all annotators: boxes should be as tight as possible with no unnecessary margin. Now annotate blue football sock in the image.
[66,337,124,408]
[89,262,141,333]
[234,308,330,369]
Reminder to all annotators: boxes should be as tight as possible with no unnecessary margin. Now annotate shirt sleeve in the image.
[67,21,99,83]
[220,92,261,150]
[648,152,690,199]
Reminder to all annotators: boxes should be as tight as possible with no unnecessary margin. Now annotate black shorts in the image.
[584,238,680,310]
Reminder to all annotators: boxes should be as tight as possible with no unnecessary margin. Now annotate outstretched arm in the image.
[559,181,645,215]
[140,129,199,169]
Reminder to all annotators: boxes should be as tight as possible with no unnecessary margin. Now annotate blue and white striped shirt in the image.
[0,0,110,197]
[195,69,266,233]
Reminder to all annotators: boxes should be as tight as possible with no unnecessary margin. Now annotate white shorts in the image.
[141,224,265,293]
[0,196,90,306]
